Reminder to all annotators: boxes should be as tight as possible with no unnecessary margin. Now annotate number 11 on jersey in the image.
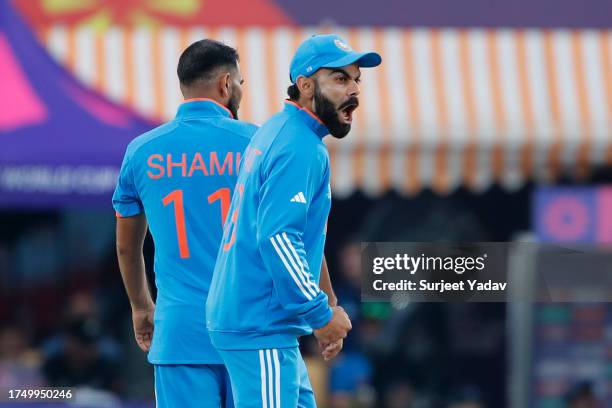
[163,188,231,259]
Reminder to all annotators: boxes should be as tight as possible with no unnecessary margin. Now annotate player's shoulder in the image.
[275,115,325,155]
[214,117,259,141]
[125,120,180,157]
[267,124,326,165]
[284,110,326,144]
[255,108,312,142]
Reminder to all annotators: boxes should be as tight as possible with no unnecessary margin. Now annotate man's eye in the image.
[337,76,347,82]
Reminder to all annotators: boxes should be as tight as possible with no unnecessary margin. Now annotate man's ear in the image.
[296,76,314,99]
[218,72,231,98]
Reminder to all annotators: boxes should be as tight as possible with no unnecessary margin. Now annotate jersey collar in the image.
[284,100,329,138]
[176,98,234,120]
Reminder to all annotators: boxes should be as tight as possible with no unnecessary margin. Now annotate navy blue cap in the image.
[289,34,382,83]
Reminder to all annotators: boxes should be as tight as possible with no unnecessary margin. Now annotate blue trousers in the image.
[218,347,316,408]
[154,364,233,408]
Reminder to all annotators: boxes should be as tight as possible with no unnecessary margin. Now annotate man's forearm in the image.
[319,255,337,307]
[118,251,152,310]
[116,215,152,310]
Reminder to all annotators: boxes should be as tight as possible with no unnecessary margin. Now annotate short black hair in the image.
[287,83,300,101]
[177,39,239,86]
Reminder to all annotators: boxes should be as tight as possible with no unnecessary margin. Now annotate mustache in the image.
[338,97,359,111]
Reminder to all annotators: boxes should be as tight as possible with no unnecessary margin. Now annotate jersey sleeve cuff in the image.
[302,294,333,329]
[113,203,143,218]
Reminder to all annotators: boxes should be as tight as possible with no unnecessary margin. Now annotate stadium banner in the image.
[3,0,612,204]
[534,186,612,243]
[38,25,612,195]
[12,0,612,29]
[529,186,612,408]
[0,1,152,208]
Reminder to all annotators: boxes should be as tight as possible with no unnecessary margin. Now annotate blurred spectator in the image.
[329,240,381,407]
[14,223,62,285]
[64,290,101,320]
[359,194,489,242]
[565,381,602,408]
[334,240,364,351]
[0,324,42,388]
[446,385,484,408]
[447,402,483,408]
[329,350,374,408]
[42,290,121,360]
[42,317,123,394]
[376,304,448,398]
[383,379,417,408]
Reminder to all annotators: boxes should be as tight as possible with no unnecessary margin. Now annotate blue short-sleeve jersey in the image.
[113,99,257,364]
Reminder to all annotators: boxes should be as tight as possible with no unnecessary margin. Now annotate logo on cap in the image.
[334,39,351,52]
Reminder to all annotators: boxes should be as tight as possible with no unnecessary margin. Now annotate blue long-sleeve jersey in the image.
[206,101,334,350]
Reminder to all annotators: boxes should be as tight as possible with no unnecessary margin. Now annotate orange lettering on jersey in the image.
[167,153,187,178]
[147,154,165,179]
[236,151,242,172]
[210,152,233,176]
[223,183,244,252]
[187,152,209,177]
[243,148,262,172]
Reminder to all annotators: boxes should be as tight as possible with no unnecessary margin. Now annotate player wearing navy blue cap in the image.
[207,34,381,408]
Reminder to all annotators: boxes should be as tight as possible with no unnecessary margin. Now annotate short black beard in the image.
[313,85,355,139]
[228,94,239,119]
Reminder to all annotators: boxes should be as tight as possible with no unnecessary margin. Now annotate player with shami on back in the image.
[113,40,257,408]
[206,34,382,407]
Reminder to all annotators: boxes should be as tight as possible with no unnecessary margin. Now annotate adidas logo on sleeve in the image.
[290,192,307,204]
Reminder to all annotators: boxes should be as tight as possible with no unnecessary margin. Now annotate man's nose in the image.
[348,80,360,97]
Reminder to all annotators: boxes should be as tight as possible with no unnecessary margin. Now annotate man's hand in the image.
[314,306,351,346]
[319,338,343,361]
[117,214,154,352]
[132,304,155,352]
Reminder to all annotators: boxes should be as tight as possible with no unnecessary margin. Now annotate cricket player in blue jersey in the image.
[113,40,257,408]
[207,34,382,407]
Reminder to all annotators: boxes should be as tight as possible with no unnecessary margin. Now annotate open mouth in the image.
[339,102,358,124]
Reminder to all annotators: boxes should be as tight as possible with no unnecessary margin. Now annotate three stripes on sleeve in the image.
[269,232,320,300]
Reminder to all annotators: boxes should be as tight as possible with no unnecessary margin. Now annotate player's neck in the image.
[182,87,226,106]
[296,97,314,112]
[183,94,224,104]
